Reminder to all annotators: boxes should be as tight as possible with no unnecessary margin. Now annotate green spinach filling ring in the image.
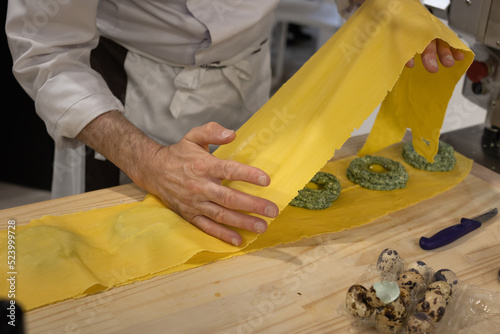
[347,155,408,191]
[402,141,456,171]
[290,172,341,210]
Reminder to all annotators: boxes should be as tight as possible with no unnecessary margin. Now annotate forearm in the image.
[76,110,162,188]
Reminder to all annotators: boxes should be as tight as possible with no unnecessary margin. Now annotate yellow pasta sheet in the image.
[1,144,472,311]
[0,0,474,311]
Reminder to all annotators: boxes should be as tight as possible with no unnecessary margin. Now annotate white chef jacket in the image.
[6,0,280,148]
[6,0,281,197]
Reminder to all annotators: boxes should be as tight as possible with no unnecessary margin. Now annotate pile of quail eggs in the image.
[343,248,459,334]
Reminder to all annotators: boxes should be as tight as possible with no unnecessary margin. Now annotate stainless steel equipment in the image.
[449,0,500,129]
[426,0,500,163]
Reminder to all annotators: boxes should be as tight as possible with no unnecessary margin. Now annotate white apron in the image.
[51,38,272,198]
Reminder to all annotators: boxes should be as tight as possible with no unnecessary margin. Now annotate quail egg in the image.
[407,260,434,285]
[376,248,404,279]
[434,269,458,289]
[417,290,447,322]
[375,297,406,334]
[406,312,436,334]
[398,287,412,308]
[345,284,374,318]
[397,269,425,295]
[427,280,452,304]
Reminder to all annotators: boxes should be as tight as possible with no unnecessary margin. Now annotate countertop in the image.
[1,135,500,334]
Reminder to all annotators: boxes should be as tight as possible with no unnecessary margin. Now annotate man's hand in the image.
[406,39,465,73]
[141,122,278,247]
[78,111,278,246]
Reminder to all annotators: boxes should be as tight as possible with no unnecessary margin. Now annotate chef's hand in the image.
[78,111,278,246]
[406,39,465,73]
[142,122,279,246]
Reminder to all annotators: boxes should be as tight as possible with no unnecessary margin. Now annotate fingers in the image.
[157,124,280,246]
[202,182,278,219]
[450,47,465,61]
[191,215,244,246]
[421,39,439,73]
[184,122,271,188]
[184,122,236,150]
[405,58,415,69]
[191,156,271,189]
[187,198,274,246]
[190,196,273,246]
[420,39,466,73]
[182,173,278,241]
[198,198,271,233]
[436,39,456,68]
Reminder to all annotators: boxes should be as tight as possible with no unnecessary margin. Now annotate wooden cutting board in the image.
[1,135,499,333]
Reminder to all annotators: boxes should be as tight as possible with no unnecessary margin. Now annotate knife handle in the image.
[419,218,482,250]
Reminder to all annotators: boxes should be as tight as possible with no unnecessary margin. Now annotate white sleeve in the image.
[6,0,124,148]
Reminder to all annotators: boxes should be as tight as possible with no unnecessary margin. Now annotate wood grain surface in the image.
[1,136,500,334]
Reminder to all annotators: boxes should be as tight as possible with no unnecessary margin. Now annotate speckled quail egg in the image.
[407,260,434,285]
[417,290,447,322]
[434,269,459,289]
[345,284,374,318]
[406,312,436,334]
[365,286,386,308]
[398,287,412,308]
[375,297,406,334]
[427,280,452,304]
[398,269,425,295]
[376,248,404,279]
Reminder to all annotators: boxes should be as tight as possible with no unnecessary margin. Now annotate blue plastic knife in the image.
[419,208,498,250]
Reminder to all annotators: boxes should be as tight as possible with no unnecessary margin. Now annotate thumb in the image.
[185,122,236,149]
